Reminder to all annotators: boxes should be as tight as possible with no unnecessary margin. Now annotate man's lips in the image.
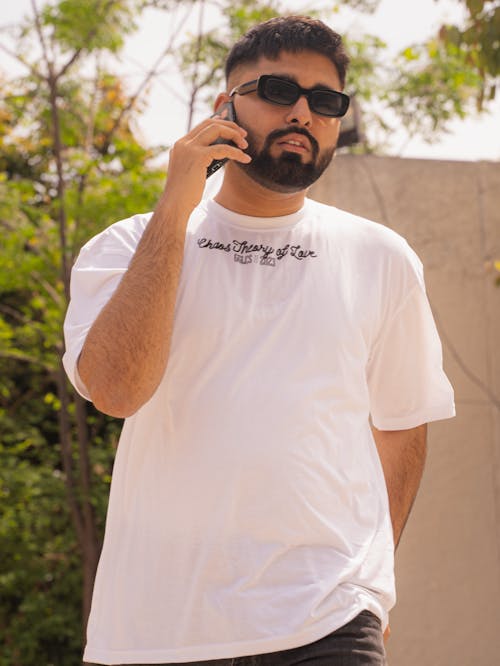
[275,134,311,153]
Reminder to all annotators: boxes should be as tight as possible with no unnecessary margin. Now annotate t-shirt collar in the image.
[206,198,309,231]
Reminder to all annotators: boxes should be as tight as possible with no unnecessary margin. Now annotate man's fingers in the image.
[206,143,252,165]
[383,624,391,644]
[192,121,248,150]
[202,115,245,133]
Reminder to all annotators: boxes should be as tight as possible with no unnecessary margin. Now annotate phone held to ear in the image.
[206,101,237,179]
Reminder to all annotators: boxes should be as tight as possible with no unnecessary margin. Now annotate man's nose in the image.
[284,95,312,126]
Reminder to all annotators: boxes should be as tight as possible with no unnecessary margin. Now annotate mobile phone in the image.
[206,101,237,178]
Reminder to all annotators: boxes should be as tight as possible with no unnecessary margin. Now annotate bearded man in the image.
[63,16,455,666]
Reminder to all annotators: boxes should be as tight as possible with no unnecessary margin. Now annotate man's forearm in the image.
[78,194,190,418]
[371,423,427,548]
[77,115,250,419]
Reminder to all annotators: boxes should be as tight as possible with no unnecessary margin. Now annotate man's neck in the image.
[214,163,307,218]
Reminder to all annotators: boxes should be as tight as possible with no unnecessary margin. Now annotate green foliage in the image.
[0,1,164,663]
[436,0,499,108]
[41,0,139,54]
[343,34,387,102]
[0,450,82,666]
[333,0,381,11]
[224,0,285,37]
[386,38,483,140]
[0,169,128,662]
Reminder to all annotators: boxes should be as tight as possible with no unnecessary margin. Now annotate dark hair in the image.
[225,16,350,88]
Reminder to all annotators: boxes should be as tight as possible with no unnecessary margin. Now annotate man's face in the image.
[226,50,343,193]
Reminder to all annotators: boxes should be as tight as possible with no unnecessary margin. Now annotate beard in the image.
[236,125,336,193]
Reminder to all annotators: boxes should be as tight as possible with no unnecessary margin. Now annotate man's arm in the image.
[371,423,427,549]
[77,116,250,418]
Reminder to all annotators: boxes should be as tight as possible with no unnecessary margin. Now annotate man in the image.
[63,16,455,666]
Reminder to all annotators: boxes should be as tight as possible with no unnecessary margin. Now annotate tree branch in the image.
[0,304,31,325]
[84,54,102,156]
[55,0,118,80]
[100,3,194,152]
[0,42,42,80]
[31,270,65,308]
[55,362,86,550]
[30,0,51,75]
[0,350,54,373]
[187,0,206,132]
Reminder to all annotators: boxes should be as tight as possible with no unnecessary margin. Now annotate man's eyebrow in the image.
[268,72,337,90]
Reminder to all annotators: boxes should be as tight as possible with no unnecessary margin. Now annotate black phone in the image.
[206,101,237,178]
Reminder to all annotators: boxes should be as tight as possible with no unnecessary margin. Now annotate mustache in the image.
[263,126,319,158]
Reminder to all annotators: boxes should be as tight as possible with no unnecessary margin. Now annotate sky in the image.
[1,0,499,162]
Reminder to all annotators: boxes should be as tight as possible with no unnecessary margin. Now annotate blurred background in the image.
[0,1,498,664]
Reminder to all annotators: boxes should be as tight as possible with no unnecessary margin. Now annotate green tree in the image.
[380,0,499,142]
[437,0,499,109]
[0,1,166,663]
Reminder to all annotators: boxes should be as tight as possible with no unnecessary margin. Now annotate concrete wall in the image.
[310,156,500,665]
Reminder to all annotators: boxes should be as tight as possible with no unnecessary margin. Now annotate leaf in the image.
[402,47,419,61]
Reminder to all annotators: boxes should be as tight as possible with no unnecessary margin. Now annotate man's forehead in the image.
[260,72,339,91]
[227,51,341,90]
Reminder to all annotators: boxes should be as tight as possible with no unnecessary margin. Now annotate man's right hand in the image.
[163,115,251,217]
[78,116,251,417]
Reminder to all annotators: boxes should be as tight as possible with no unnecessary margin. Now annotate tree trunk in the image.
[75,393,101,628]
[47,62,101,636]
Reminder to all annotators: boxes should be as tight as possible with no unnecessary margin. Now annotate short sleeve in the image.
[62,215,150,399]
[366,279,455,430]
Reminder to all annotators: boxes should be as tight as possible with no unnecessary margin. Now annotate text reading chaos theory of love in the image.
[197,237,318,267]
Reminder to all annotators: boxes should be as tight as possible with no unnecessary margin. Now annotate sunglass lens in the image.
[262,78,298,105]
[311,91,348,117]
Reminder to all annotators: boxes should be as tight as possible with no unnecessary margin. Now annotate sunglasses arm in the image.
[228,79,259,97]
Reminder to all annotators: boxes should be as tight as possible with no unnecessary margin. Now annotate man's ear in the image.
[213,92,231,114]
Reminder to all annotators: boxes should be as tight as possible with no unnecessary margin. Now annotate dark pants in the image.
[118,610,386,666]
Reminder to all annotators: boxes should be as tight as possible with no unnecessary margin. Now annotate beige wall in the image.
[310,156,500,665]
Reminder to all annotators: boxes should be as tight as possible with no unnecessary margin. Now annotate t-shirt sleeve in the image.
[366,267,455,431]
[62,238,134,400]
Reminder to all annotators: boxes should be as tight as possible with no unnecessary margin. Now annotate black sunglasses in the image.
[229,75,350,118]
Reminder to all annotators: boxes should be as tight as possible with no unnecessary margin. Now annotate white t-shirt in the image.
[63,198,455,665]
